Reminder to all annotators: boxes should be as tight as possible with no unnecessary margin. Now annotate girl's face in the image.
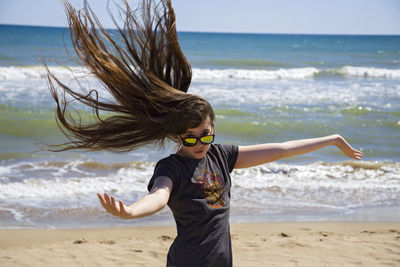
[177,117,214,159]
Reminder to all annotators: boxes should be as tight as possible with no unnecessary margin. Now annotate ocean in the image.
[0,24,399,229]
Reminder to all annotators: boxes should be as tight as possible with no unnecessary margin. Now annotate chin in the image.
[192,153,206,159]
[179,145,210,159]
[192,149,208,159]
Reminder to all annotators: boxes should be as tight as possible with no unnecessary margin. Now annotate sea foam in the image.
[0,66,90,81]
[192,67,319,80]
[1,66,400,82]
[1,160,398,209]
[1,159,399,228]
[338,66,400,78]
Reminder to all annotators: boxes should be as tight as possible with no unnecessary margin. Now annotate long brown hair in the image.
[44,0,215,152]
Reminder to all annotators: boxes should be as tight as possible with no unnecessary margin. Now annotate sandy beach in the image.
[1,222,399,266]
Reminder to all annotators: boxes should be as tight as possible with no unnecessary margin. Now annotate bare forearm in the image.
[97,176,172,220]
[280,134,338,159]
[127,192,167,219]
[281,134,362,161]
[235,134,362,168]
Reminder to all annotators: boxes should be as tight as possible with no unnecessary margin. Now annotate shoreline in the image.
[1,222,399,266]
[2,205,400,230]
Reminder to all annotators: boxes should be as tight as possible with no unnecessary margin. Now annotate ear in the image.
[176,134,183,144]
[175,140,182,152]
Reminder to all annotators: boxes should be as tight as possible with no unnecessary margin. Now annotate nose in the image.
[195,140,204,147]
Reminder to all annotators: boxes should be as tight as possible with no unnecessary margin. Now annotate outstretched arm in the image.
[97,176,173,220]
[235,134,362,169]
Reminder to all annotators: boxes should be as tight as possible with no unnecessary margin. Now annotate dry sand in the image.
[1,222,399,266]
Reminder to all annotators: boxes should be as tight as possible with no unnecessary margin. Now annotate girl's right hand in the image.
[97,193,134,219]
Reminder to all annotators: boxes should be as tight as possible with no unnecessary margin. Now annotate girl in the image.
[46,1,362,266]
[98,116,361,267]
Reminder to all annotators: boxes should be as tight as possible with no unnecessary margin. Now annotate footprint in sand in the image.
[73,238,88,244]
[361,230,376,234]
[159,235,172,241]
[99,240,116,245]
[280,233,290,237]
[318,231,329,237]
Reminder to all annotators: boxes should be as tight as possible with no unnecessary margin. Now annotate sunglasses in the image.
[180,134,215,147]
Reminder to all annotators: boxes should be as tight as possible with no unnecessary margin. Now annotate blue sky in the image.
[0,0,399,35]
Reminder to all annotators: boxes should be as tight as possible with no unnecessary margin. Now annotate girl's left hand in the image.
[334,134,363,160]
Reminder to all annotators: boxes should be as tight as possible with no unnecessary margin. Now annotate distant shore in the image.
[1,222,399,266]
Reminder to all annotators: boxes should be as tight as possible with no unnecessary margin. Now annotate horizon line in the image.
[1,23,400,37]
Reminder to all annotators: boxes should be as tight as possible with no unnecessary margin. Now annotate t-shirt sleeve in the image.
[215,144,239,173]
[147,158,178,192]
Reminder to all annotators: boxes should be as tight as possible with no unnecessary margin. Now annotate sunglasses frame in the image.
[180,134,215,147]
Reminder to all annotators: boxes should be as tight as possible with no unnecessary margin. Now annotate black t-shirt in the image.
[148,144,238,267]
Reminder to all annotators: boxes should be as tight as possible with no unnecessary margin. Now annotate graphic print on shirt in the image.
[192,170,225,208]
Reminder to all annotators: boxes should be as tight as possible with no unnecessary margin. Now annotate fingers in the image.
[354,150,363,160]
[99,193,112,213]
[337,137,363,160]
[98,193,123,217]
[97,193,107,209]
[104,193,112,208]
[111,196,118,211]
[119,200,126,214]
[349,148,363,160]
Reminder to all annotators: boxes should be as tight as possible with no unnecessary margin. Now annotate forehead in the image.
[184,117,212,134]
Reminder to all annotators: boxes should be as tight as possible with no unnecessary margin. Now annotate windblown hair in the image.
[44,0,215,152]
